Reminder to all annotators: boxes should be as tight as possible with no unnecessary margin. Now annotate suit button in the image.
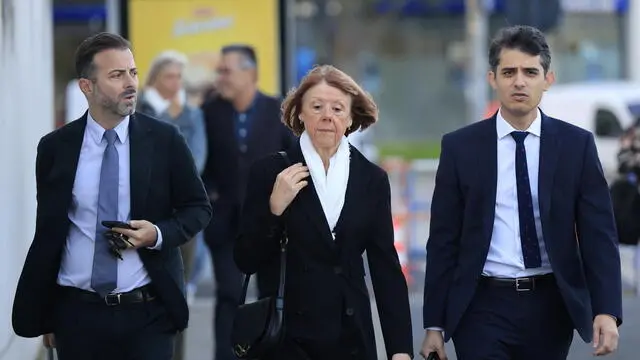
[334,266,343,275]
[345,308,354,316]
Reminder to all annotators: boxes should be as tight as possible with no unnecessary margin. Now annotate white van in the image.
[539,81,640,177]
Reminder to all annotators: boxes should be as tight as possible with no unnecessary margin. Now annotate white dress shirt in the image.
[57,113,163,293]
[483,109,552,278]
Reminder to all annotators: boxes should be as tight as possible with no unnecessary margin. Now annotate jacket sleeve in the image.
[423,134,463,329]
[234,155,285,274]
[154,126,212,249]
[576,132,623,325]
[367,172,414,357]
[13,135,57,337]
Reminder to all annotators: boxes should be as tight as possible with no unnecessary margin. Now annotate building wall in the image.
[0,0,54,358]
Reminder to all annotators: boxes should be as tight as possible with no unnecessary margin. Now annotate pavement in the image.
[185,265,640,360]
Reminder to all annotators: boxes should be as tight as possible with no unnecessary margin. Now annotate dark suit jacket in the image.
[200,91,294,241]
[423,111,622,342]
[12,112,212,338]
[234,142,413,359]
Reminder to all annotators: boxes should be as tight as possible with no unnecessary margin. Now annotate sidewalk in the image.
[183,292,389,360]
[184,299,214,360]
[185,247,640,360]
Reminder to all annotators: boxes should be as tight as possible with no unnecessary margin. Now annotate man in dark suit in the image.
[201,44,294,360]
[421,25,622,360]
[11,33,211,360]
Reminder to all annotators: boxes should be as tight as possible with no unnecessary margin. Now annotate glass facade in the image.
[292,0,627,143]
[50,1,627,141]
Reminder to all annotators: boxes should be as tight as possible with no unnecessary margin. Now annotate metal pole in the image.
[465,0,489,124]
[283,0,297,93]
[627,0,640,81]
[105,0,121,34]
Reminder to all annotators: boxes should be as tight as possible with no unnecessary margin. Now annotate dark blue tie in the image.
[91,129,119,296]
[510,131,542,269]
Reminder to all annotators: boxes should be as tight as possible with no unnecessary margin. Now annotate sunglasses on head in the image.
[104,230,134,260]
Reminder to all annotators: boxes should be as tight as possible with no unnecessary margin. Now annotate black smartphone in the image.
[102,220,134,230]
[426,352,440,360]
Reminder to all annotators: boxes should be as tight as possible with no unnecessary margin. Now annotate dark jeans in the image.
[205,215,243,360]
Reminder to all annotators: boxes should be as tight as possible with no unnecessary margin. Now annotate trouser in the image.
[53,285,176,360]
[452,275,574,360]
[173,237,198,360]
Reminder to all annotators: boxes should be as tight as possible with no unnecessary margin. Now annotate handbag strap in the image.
[238,151,290,307]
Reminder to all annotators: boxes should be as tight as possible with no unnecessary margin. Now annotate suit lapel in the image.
[129,114,154,219]
[480,116,498,245]
[333,146,364,242]
[288,142,336,248]
[538,112,559,232]
[58,115,88,214]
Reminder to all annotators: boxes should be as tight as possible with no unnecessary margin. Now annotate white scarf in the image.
[300,131,350,238]
[143,87,186,116]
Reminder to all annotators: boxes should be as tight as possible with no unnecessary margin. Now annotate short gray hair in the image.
[221,44,257,70]
[145,50,188,87]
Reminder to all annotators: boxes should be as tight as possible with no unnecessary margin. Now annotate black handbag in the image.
[231,151,290,359]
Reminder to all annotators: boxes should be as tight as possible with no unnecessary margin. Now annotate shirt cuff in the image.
[426,327,444,332]
[147,225,163,250]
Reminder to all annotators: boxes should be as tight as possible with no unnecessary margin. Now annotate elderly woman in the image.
[136,50,207,360]
[234,65,413,360]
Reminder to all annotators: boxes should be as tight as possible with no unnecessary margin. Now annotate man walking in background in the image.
[201,44,294,360]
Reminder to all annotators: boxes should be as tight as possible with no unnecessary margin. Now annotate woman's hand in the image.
[269,163,309,216]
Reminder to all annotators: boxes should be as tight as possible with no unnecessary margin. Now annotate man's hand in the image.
[391,354,412,360]
[43,333,55,348]
[593,314,618,356]
[420,330,447,360]
[111,220,158,248]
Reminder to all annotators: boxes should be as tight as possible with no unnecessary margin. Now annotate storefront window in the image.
[53,0,106,127]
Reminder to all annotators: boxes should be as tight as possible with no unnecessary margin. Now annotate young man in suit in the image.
[420,25,622,360]
[11,32,212,360]
[200,44,295,360]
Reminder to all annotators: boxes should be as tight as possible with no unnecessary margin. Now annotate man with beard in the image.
[11,33,212,360]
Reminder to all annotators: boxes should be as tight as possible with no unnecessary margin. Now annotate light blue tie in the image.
[91,129,119,297]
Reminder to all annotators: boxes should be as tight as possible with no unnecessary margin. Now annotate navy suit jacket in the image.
[200,91,295,244]
[423,111,622,342]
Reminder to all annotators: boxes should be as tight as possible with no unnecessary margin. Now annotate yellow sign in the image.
[128,0,281,95]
